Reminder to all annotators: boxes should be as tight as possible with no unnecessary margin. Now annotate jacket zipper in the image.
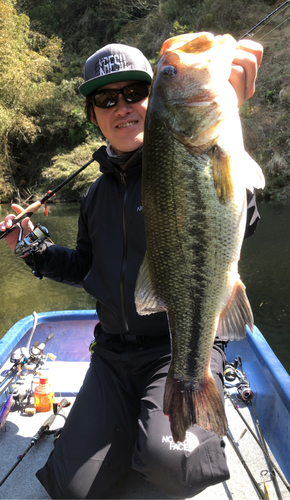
[120,171,129,333]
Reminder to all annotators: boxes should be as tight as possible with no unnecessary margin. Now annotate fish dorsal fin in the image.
[135,255,167,315]
[216,279,253,341]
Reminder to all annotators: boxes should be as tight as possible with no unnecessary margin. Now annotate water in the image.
[0,204,95,341]
[0,201,289,374]
[239,201,290,374]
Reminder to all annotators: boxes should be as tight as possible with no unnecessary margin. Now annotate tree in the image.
[0,0,62,201]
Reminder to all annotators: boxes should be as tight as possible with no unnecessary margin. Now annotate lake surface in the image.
[0,201,289,374]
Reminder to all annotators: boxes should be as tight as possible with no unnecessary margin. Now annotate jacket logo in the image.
[137,206,143,211]
[161,431,199,452]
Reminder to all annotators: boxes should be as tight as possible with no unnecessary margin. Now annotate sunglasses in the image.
[91,82,149,108]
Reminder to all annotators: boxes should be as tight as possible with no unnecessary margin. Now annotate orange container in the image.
[34,376,54,412]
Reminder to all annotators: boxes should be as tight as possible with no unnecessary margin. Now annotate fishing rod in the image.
[226,394,290,492]
[0,312,38,392]
[224,358,290,494]
[0,156,96,241]
[239,0,290,40]
[0,398,70,487]
[0,332,54,398]
[0,316,55,428]
[226,428,266,499]
[235,356,283,499]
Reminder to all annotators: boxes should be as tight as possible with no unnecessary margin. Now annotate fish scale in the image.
[135,32,265,443]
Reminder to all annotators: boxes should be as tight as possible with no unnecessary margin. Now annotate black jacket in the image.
[25,145,260,336]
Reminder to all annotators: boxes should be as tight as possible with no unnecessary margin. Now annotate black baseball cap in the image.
[79,43,153,97]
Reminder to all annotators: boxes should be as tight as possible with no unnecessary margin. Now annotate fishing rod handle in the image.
[0,398,69,487]
[31,398,69,443]
[0,156,96,241]
[0,201,41,240]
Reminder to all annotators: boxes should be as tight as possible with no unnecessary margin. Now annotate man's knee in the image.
[133,417,230,498]
[36,429,133,499]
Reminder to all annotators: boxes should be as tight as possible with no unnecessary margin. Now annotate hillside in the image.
[1,0,290,202]
[240,1,290,201]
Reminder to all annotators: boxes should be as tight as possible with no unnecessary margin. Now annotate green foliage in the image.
[0,0,63,201]
[194,0,249,33]
[1,0,290,202]
[40,139,105,201]
[7,76,97,199]
[259,76,281,105]
[19,0,158,73]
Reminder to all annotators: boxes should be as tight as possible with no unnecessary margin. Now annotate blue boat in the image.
[0,310,289,499]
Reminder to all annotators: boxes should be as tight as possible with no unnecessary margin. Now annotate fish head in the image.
[148,32,238,149]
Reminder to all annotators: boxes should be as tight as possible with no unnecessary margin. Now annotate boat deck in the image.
[0,314,289,499]
[0,383,288,499]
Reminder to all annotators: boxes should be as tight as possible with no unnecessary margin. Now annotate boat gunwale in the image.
[246,325,290,413]
[1,311,289,413]
[0,310,97,366]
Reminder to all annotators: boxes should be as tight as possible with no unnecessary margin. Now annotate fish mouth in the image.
[172,92,218,107]
[184,101,215,106]
[175,99,219,109]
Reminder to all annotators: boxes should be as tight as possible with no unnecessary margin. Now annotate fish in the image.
[0,394,13,429]
[135,32,265,443]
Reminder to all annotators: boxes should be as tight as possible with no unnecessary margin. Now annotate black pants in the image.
[36,333,230,499]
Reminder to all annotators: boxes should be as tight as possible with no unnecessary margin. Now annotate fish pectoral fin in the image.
[216,279,253,341]
[211,145,234,204]
[244,152,265,192]
[164,366,228,443]
[135,256,167,316]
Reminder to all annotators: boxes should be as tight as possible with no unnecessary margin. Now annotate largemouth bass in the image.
[135,32,265,442]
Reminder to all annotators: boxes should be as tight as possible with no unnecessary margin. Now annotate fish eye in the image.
[161,65,177,78]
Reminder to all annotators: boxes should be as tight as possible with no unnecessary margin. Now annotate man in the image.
[0,39,263,499]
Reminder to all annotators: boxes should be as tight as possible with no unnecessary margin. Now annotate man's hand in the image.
[230,40,263,107]
[0,204,34,252]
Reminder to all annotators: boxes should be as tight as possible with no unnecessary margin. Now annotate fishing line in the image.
[226,428,266,499]
[257,14,290,41]
[226,392,290,491]
[239,0,290,40]
[224,357,290,493]
[248,2,290,40]
[250,399,283,499]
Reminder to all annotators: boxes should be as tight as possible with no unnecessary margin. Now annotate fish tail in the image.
[164,367,228,443]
